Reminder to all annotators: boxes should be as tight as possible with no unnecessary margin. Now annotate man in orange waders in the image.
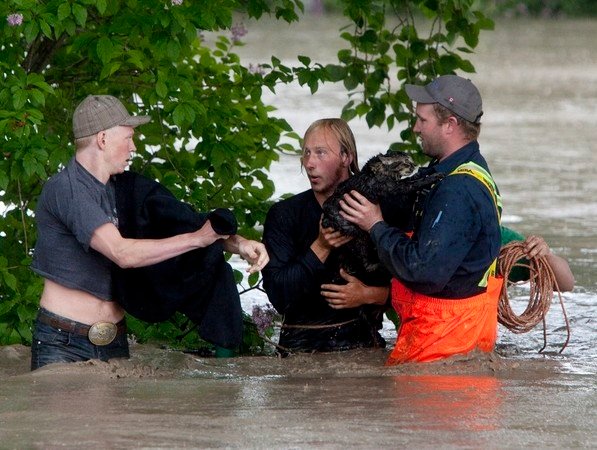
[339,75,503,364]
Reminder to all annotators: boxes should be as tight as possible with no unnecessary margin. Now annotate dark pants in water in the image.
[30,308,129,370]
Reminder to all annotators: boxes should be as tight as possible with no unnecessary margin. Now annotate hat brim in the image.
[122,116,151,128]
[405,84,436,104]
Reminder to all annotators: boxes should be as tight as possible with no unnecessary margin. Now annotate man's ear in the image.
[341,150,353,168]
[445,116,459,134]
[96,131,106,149]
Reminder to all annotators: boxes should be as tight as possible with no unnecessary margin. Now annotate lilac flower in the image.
[171,0,183,5]
[248,63,265,76]
[230,23,247,42]
[251,304,277,335]
[7,13,23,26]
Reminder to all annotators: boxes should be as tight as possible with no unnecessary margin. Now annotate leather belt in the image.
[38,309,126,346]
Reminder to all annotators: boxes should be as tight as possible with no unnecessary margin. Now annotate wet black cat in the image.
[321,151,443,285]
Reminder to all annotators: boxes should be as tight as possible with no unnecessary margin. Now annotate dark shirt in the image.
[32,158,116,300]
[370,141,501,298]
[262,190,385,352]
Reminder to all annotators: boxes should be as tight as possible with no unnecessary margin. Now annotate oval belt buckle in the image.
[88,322,118,346]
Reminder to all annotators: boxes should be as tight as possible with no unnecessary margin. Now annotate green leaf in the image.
[57,3,71,21]
[0,297,15,315]
[127,50,146,70]
[97,37,114,65]
[96,0,107,15]
[39,19,52,39]
[13,90,28,110]
[99,61,121,80]
[343,74,359,91]
[23,21,39,43]
[325,64,346,82]
[0,169,9,190]
[156,80,168,98]
[29,89,45,106]
[22,152,44,178]
[72,4,88,26]
[459,59,476,73]
[167,41,181,61]
[28,75,53,94]
[248,272,259,287]
[298,55,311,66]
[172,103,196,127]
[65,18,77,36]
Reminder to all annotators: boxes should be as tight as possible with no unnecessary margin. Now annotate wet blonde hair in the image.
[301,118,360,175]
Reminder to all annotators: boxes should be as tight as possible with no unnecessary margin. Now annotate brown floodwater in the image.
[1,344,595,448]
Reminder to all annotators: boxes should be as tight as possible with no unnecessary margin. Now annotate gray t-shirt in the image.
[31,158,118,300]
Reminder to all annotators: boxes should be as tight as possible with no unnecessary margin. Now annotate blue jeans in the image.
[31,308,129,371]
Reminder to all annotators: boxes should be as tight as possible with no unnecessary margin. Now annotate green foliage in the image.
[0,0,490,352]
[126,311,275,356]
[316,0,494,163]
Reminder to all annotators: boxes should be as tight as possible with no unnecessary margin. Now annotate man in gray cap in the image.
[339,75,503,364]
[30,95,269,370]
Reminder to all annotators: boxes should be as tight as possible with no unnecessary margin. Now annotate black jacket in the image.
[262,189,385,352]
[112,171,242,349]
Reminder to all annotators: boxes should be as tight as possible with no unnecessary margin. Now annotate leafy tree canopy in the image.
[0,0,492,350]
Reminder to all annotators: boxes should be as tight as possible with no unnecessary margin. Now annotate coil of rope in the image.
[497,241,570,353]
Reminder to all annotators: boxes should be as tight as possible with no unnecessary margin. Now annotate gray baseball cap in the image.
[405,75,483,124]
[73,95,151,139]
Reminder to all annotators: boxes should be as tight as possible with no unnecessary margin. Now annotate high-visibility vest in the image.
[449,161,502,288]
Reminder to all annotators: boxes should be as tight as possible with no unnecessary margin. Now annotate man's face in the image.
[302,127,350,201]
[412,103,447,159]
[103,125,136,175]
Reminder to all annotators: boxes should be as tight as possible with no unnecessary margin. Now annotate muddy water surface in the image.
[1,344,595,448]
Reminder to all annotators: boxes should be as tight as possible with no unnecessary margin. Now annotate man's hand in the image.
[237,239,270,273]
[521,234,575,292]
[339,190,383,232]
[321,269,389,309]
[310,217,353,263]
[223,235,269,273]
[522,235,551,259]
[317,223,353,250]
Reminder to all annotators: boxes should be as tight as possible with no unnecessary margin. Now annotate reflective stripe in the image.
[449,162,502,219]
[449,162,502,287]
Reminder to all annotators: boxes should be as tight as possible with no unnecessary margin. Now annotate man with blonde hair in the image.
[263,118,388,353]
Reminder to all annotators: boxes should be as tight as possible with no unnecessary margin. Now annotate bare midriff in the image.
[39,279,125,325]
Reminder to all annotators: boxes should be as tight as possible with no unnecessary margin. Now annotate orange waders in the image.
[386,276,503,364]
